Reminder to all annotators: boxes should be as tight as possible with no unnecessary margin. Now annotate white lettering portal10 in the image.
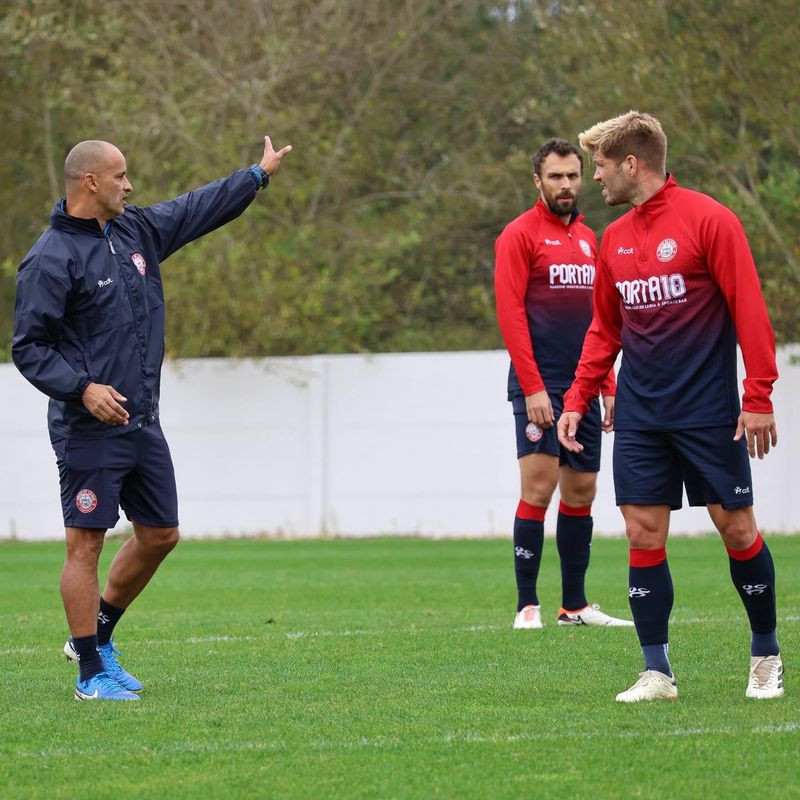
[615,273,686,307]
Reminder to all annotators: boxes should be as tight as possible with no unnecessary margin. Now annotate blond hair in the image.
[578,111,667,173]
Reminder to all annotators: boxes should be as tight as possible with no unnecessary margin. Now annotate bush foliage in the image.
[1,0,797,361]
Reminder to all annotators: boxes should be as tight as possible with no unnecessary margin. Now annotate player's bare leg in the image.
[61,526,105,636]
[520,452,558,507]
[102,522,180,609]
[66,522,180,694]
[61,527,138,698]
[707,504,782,698]
[615,504,677,701]
[556,467,632,626]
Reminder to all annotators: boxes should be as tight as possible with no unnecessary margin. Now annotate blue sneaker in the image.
[75,671,140,701]
[65,638,143,692]
[99,641,143,692]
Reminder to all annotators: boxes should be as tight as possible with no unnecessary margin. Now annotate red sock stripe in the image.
[727,531,764,561]
[629,547,667,568]
[558,501,591,517]
[516,500,547,522]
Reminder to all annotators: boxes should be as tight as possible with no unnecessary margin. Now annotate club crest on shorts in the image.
[525,422,543,443]
[579,239,592,258]
[656,238,678,263]
[131,252,147,275]
[75,489,98,514]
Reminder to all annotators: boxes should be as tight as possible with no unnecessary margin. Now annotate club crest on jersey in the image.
[131,252,147,275]
[75,489,98,514]
[578,239,592,258]
[656,238,678,263]
[525,422,543,443]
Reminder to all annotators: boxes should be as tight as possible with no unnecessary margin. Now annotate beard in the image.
[544,191,577,217]
[601,185,629,206]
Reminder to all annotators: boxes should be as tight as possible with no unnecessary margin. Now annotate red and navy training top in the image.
[495,197,616,399]
[563,175,778,429]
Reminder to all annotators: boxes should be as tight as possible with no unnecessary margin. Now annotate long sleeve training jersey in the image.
[495,198,615,399]
[563,175,777,429]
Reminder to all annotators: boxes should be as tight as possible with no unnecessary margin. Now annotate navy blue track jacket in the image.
[13,168,262,440]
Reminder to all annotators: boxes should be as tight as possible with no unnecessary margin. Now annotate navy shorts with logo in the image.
[613,426,753,510]
[51,420,179,529]
[511,391,602,472]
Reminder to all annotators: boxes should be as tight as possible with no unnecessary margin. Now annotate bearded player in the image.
[494,137,632,631]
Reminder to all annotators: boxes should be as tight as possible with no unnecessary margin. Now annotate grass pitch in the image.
[1,535,798,800]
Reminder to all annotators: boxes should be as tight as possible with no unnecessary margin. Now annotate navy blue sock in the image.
[727,533,779,656]
[97,596,126,646]
[556,501,592,611]
[629,548,673,677]
[514,500,546,611]
[642,644,672,677]
[73,634,104,681]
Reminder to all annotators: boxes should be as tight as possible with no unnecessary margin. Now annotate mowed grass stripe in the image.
[1,612,799,658]
[5,718,800,762]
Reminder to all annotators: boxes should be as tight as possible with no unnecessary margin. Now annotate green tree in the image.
[1,0,797,363]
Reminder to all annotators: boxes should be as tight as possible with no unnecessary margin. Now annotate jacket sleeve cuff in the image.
[741,398,774,415]
[75,374,92,398]
[248,165,270,190]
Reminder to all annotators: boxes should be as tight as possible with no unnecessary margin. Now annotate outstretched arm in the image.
[138,132,293,261]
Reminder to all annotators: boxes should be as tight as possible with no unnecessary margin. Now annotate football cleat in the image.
[746,654,784,699]
[75,671,140,701]
[65,637,143,692]
[64,637,77,662]
[99,641,143,692]
[513,604,543,629]
[615,670,677,702]
[557,603,634,627]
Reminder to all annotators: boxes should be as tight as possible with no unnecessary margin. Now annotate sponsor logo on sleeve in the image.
[75,489,98,514]
[131,253,147,275]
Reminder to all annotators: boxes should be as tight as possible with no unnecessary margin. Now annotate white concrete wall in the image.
[2,347,798,540]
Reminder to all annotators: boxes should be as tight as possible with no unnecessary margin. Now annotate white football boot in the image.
[746,655,784,699]
[616,670,678,702]
[513,604,543,629]
[557,603,634,627]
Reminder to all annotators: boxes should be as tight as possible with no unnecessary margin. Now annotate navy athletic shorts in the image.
[511,391,602,472]
[51,420,179,529]
[613,426,753,510]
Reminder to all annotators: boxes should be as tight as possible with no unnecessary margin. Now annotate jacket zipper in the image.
[103,221,116,254]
